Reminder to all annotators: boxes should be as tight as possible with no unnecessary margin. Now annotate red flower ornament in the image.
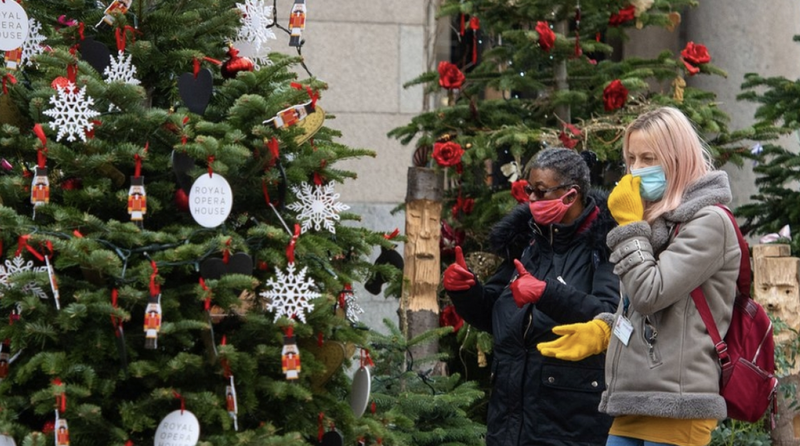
[439,304,464,333]
[438,61,465,90]
[603,79,628,112]
[536,21,555,52]
[511,180,530,203]
[608,5,636,27]
[681,42,711,76]
[432,141,465,167]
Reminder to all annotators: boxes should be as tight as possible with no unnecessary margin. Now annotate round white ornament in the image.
[153,410,200,446]
[0,435,15,446]
[189,173,233,228]
[349,366,371,418]
[0,1,28,51]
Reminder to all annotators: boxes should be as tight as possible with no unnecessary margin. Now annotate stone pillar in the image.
[684,0,800,210]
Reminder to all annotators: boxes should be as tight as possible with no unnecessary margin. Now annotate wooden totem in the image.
[401,167,444,369]
[753,244,800,445]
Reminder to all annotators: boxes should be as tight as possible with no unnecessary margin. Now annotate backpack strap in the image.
[682,205,748,380]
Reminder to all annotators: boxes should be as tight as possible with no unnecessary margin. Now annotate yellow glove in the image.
[608,174,644,226]
[537,319,611,361]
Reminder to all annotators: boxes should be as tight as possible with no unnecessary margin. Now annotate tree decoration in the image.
[42,81,101,142]
[235,0,277,50]
[20,18,46,68]
[432,141,464,168]
[535,21,555,52]
[261,225,320,323]
[608,5,636,27]
[602,79,628,111]
[30,124,49,215]
[287,182,350,234]
[437,61,464,90]
[339,284,363,323]
[681,41,711,75]
[96,0,132,28]
[220,46,254,79]
[127,153,146,227]
[0,254,48,299]
[0,1,28,52]
[281,325,301,379]
[288,0,307,47]
[104,27,140,86]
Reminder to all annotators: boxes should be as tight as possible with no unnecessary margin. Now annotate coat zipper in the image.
[517,311,533,444]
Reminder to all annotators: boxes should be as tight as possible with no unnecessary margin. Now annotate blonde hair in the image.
[622,107,714,222]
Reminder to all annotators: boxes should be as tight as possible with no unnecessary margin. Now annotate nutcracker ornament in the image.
[55,419,69,446]
[263,102,314,129]
[281,325,301,380]
[143,292,162,350]
[30,166,49,209]
[96,0,132,29]
[288,0,306,47]
[127,176,146,227]
[4,48,21,70]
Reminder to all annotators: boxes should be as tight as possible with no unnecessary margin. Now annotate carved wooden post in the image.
[754,244,800,446]
[401,166,444,371]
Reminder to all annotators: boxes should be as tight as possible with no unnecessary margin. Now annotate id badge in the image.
[613,315,634,346]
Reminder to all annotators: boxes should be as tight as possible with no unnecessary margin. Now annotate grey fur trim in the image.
[607,221,651,250]
[593,312,616,328]
[599,391,727,420]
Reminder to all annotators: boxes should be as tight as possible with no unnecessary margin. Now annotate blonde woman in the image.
[538,107,740,446]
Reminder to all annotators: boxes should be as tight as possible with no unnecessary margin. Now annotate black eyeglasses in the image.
[523,184,572,200]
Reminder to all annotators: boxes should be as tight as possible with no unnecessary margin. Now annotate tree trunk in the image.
[400,167,444,372]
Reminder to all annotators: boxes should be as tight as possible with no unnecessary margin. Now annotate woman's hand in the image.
[443,246,476,291]
[537,319,611,361]
[608,174,644,226]
[510,259,546,307]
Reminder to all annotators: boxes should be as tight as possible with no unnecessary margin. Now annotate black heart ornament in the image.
[80,37,111,74]
[178,68,213,115]
[200,252,254,280]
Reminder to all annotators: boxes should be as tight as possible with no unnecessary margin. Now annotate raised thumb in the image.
[455,246,467,268]
[513,259,529,276]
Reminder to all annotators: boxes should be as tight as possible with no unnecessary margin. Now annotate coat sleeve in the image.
[448,261,515,334]
[534,253,621,324]
[607,207,738,316]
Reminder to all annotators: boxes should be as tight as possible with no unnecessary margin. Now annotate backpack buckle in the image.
[715,342,730,365]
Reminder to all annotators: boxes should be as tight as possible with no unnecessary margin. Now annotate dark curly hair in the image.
[526,147,591,201]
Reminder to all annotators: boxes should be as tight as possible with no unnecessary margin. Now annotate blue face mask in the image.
[631,165,667,201]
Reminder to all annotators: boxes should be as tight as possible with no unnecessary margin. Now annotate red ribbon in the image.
[115,26,139,52]
[317,331,323,347]
[72,230,83,238]
[33,124,47,168]
[460,14,465,36]
[371,401,376,414]
[360,349,374,368]
[134,154,142,178]
[1,73,16,94]
[149,261,160,296]
[286,224,301,264]
[207,156,214,178]
[199,277,212,311]
[313,172,323,186]
[16,235,44,261]
[383,228,400,240]
[262,179,271,206]
[290,82,319,109]
[78,22,84,41]
[284,325,294,338]
[223,239,231,264]
[266,137,279,169]
[172,390,185,414]
[193,58,200,78]
[470,16,480,64]
[220,336,232,378]
[317,413,324,442]
[111,289,123,336]
[53,378,66,412]
[66,64,77,84]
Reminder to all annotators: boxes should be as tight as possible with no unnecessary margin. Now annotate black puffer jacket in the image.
[450,191,619,446]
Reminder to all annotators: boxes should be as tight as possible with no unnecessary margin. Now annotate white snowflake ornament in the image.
[261,262,320,323]
[21,18,46,67]
[287,182,350,234]
[236,0,277,49]
[0,255,49,300]
[104,50,140,85]
[42,82,101,142]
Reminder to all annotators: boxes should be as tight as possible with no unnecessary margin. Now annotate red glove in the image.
[443,246,476,292]
[510,259,547,308]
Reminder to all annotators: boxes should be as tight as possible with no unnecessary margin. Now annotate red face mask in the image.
[529,189,577,225]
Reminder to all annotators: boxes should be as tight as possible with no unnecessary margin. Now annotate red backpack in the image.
[686,205,778,423]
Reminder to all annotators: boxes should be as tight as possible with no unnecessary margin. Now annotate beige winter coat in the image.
[598,171,739,420]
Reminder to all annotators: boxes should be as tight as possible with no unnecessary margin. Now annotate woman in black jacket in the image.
[444,148,620,446]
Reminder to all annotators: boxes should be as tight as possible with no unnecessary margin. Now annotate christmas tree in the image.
[0,0,423,445]
[389,0,758,418]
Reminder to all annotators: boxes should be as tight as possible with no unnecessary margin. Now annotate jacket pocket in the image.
[536,363,611,443]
